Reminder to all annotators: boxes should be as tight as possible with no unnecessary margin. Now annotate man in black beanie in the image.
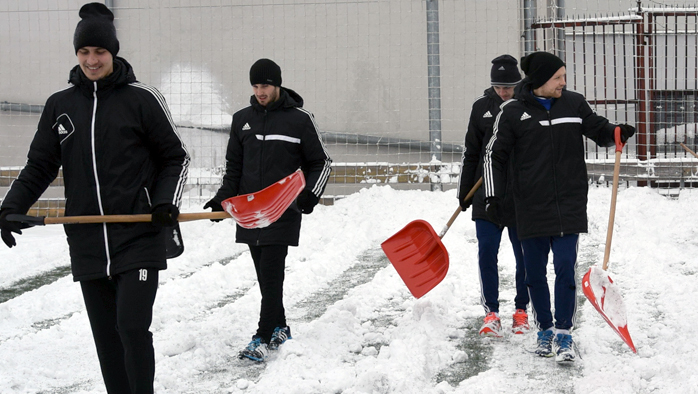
[482,51,635,363]
[457,54,530,338]
[249,58,282,88]
[73,1,120,58]
[0,3,189,393]
[204,58,332,361]
[519,51,566,90]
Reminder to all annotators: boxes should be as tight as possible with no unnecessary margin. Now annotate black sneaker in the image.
[268,326,292,350]
[553,333,576,362]
[238,336,269,362]
[535,329,555,357]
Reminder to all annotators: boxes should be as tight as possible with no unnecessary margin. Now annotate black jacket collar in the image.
[69,57,137,97]
[249,87,304,113]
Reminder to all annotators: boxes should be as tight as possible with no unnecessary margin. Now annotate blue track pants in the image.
[520,234,579,331]
[475,219,528,314]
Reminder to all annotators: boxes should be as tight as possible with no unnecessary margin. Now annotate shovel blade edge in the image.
[222,170,306,229]
[381,220,449,299]
[582,267,637,353]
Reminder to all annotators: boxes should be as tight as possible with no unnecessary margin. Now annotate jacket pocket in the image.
[136,186,153,214]
[55,113,77,145]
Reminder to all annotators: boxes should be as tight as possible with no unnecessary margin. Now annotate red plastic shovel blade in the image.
[381,219,449,299]
[582,266,637,353]
[221,170,306,229]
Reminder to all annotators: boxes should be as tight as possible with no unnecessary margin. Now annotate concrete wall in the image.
[0,0,520,153]
[0,1,84,104]
[4,0,692,200]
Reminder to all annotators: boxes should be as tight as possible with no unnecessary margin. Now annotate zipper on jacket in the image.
[256,109,269,246]
[547,110,565,237]
[90,81,113,275]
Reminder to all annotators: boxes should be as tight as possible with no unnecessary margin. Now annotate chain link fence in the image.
[1,0,696,213]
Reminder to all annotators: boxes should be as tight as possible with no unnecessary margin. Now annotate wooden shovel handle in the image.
[603,127,625,270]
[36,211,231,225]
[680,142,698,160]
[439,177,483,238]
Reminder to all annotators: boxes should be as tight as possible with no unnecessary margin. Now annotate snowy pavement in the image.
[1,185,697,393]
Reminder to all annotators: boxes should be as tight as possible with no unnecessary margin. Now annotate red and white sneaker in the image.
[512,309,530,334]
[479,312,503,337]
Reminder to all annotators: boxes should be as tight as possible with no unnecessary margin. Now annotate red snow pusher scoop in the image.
[381,177,482,299]
[6,171,305,257]
[581,127,637,353]
[221,169,306,229]
[7,171,304,228]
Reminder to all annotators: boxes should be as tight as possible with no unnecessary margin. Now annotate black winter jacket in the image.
[212,87,332,246]
[484,81,616,240]
[0,58,190,280]
[458,87,516,227]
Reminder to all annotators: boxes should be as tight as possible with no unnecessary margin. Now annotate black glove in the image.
[0,208,26,248]
[151,203,179,227]
[618,124,635,143]
[459,196,472,212]
[485,197,503,225]
[296,190,319,214]
[203,199,224,222]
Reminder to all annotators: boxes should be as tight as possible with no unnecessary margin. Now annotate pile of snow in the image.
[159,64,232,129]
[1,185,697,393]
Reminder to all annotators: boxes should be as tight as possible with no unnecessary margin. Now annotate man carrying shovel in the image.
[483,51,635,362]
[458,54,530,337]
[0,3,189,392]
[204,58,332,361]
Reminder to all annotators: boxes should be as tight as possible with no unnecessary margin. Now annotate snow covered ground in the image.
[1,184,697,393]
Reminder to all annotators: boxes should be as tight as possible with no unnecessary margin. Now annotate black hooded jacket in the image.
[1,58,190,280]
[212,87,332,246]
[483,81,616,240]
[458,87,516,227]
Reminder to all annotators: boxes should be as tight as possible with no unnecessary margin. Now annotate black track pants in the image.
[80,268,159,394]
[249,244,288,343]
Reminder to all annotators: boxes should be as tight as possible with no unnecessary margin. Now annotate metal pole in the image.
[634,0,650,187]
[105,0,114,9]
[523,0,537,55]
[426,0,442,191]
[557,0,566,60]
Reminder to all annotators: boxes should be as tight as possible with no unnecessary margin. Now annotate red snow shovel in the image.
[221,169,306,229]
[7,170,304,229]
[581,127,637,353]
[6,171,305,256]
[381,177,482,299]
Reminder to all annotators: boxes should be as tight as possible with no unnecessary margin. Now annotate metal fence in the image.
[1,0,696,215]
[530,3,698,190]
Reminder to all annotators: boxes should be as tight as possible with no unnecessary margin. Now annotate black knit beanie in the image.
[520,52,566,89]
[249,58,282,86]
[490,54,521,86]
[73,3,119,56]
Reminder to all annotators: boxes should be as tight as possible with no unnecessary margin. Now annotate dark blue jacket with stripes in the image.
[213,87,332,246]
[458,87,516,227]
[483,81,616,240]
[1,58,190,280]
